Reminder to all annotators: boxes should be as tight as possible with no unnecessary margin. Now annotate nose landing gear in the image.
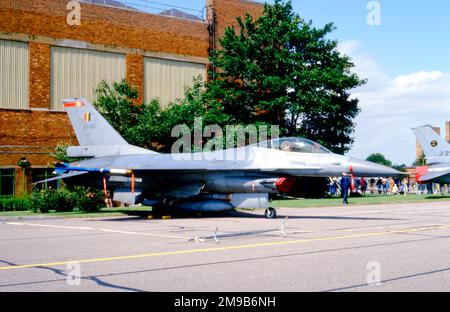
[265,207,277,219]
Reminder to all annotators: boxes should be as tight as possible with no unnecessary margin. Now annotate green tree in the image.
[94,78,234,152]
[392,164,406,172]
[207,0,365,153]
[413,151,427,166]
[157,77,234,152]
[366,153,393,167]
[51,144,77,163]
[94,79,163,150]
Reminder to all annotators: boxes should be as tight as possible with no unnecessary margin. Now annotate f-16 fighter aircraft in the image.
[413,126,450,184]
[40,98,400,218]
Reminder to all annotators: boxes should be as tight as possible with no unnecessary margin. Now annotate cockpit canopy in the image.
[255,137,332,154]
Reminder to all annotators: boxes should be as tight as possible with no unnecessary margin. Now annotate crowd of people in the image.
[328,175,450,200]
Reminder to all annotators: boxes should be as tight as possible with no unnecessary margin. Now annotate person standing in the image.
[361,177,367,194]
[370,178,375,194]
[376,178,383,194]
[382,177,388,195]
[341,173,351,205]
[402,176,409,196]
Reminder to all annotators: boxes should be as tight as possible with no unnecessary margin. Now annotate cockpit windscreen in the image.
[255,137,332,154]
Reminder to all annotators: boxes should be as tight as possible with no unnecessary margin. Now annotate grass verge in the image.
[271,194,450,208]
[1,194,450,218]
[0,206,152,218]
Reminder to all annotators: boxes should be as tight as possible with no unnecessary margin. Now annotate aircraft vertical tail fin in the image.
[412,126,450,158]
[64,98,128,146]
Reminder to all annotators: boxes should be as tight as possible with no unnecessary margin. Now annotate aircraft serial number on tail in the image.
[439,151,450,157]
[83,124,96,129]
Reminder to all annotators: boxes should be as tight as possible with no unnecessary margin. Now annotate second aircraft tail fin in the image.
[412,126,450,160]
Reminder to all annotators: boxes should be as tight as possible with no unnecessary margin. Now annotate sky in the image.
[129,0,450,165]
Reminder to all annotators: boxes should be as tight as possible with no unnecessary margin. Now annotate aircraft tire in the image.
[265,207,277,219]
[150,203,165,219]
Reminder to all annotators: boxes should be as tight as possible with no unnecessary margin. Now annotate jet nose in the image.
[346,157,401,177]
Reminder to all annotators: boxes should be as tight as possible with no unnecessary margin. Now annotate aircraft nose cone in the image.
[346,157,401,177]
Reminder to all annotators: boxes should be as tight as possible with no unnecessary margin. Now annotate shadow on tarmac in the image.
[92,208,400,222]
[2,234,449,292]
[0,260,145,292]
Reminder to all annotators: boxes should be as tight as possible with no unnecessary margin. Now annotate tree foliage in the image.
[366,153,393,167]
[366,153,406,173]
[208,0,365,154]
[94,80,163,150]
[94,78,233,152]
[51,144,77,163]
[155,77,235,152]
[413,151,427,166]
[93,0,364,154]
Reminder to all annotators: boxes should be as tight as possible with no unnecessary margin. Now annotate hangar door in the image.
[0,39,28,109]
[51,47,125,111]
[144,57,206,107]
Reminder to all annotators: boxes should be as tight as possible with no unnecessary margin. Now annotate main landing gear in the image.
[265,207,277,219]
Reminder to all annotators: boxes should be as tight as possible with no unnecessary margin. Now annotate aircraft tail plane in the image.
[63,98,155,158]
[412,126,450,163]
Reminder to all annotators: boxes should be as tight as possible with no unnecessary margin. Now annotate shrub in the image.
[28,187,105,213]
[54,189,75,213]
[68,186,105,212]
[29,188,55,213]
[0,197,32,212]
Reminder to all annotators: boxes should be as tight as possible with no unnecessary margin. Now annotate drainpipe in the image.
[207,2,217,81]
[18,157,31,195]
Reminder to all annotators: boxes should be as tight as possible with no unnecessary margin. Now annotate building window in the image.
[0,169,15,196]
[144,57,206,107]
[0,40,29,109]
[50,46,126,111]
[32,168,59,190]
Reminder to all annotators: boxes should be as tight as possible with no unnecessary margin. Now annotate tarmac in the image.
[1,200,450,292]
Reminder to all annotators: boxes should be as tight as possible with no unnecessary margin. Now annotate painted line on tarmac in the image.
[5,222,188,240]
[6,222,94,231]
[1,223,450,271]
[98,228,187,240]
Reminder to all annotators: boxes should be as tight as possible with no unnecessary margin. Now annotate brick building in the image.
[0,0,264,196]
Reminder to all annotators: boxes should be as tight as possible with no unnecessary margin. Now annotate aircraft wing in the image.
[34,171,89,185]
[129,168,324,179]
[50,164,323,177]
[418,169,450,182]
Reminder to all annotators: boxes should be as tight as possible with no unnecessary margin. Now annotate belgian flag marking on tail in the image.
[84,112,91,122]
[64,101,84,107]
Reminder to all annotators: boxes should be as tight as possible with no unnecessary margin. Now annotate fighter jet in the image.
[413,126,450,183]
[40,98,400,218]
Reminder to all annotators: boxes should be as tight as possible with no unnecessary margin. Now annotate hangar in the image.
[0,0,264,196]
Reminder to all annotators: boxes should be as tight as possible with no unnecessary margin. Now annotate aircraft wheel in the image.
[265,207,277,219]
[150,204,164,219]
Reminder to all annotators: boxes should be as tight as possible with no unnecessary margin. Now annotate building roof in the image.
[82,1,203,21]
[82,0,137,11]
[159,8,202,21]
